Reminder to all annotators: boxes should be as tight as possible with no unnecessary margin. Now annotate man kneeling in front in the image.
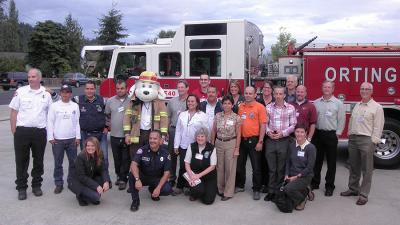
[129,130,172,212]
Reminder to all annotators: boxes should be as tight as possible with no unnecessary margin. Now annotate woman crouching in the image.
[284,124,316,210]
[184,126,217,204]
[68,137,111,206]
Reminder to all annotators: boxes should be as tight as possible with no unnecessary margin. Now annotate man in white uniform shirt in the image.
[200,85,223,132]
[9,68,53,200]
[47,84,80,194]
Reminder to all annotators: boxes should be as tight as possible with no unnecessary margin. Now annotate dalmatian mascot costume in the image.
[123,71,169,155]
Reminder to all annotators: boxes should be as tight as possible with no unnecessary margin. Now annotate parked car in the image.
[0,72,28,90]
[62,72,89,87]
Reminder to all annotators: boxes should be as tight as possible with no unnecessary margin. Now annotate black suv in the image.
[62,72,89,87]
[0,72,28,90]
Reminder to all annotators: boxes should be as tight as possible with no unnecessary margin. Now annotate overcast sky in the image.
[10,0,400,49]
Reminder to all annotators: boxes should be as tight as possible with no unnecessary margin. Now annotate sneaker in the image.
[18,190,27,200]
[253,191,261,200]
[32,187,43,197]
[234,187,245,193]
[54,185,63,194]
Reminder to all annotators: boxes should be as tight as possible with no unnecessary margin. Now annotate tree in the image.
[4,0,20,51]
[270,27,296,62]
[64,14,84,71]
[18,22,33,52]
[0,0,6,21]
[28,20,71,76]
[95,7,128,76]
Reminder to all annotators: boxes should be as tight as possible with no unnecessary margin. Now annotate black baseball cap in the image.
[60,84,72,93]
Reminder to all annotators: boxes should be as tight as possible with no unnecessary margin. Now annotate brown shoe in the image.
[340,190,358,197]
[295,199,307,210]
[356,196,368,205]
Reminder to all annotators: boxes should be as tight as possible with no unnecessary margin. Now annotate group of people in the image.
[9,69,384,213]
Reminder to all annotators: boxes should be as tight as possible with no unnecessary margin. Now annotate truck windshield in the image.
[115,52,146,79]
[190,51,221,77]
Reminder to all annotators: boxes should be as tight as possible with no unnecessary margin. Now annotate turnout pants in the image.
[312,130,338,190]
[265,137,290,194]
[347,135,375,198]
[14,126,47,191]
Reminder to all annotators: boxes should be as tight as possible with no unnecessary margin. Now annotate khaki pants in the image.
[348,135,375,198]
[216,139,237,197]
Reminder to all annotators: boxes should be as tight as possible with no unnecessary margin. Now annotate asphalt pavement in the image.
[0,90,400,225]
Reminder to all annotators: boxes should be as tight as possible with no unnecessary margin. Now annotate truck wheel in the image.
[76,82,80,88]
[374,118,400,168]
[3,86,10,91]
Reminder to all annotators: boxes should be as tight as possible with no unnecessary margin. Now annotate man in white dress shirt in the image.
[47,84,80,194]
[9,68,53,200]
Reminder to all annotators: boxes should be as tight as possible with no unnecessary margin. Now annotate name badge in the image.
[141,156,150,161]
[296,112,300,117]
[63,114,71,119]
[325,111,333,117]
[118,106,125,112]
[241,114,247,120]
[195,153,203,160]
[357,116,364,123]
[226,120,234,126]
[297,151,305,157]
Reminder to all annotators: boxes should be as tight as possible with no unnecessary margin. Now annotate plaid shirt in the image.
[266,101,297,137]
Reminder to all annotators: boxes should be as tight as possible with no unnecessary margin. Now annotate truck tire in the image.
[3,86,10,91]
[374,118,400,168]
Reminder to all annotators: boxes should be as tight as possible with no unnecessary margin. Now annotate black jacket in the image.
[68,151,110,195]
[200,101,223,115]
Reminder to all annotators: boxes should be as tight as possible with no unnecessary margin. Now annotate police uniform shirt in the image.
[9,85,52,128]
[184,144,217,166]
[133,144,171,177]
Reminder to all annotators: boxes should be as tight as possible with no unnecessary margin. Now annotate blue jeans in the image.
[80,131,109,171]
[52,138,77,186]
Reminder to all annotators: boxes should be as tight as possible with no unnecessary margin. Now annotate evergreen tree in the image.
[64,13,84,71]
[3,0,20,51]
[28,20,71,76]
[270,27,296,62]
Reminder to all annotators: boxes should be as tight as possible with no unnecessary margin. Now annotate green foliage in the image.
[64,14,84,71]
[28,20,71,77]
[18,22,33,52]
[94,7,128,76]
[0,57,25,72]
[270,27,296,62]
[0,0,20,51]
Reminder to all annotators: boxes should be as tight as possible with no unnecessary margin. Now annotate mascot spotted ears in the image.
[123,71,168,154]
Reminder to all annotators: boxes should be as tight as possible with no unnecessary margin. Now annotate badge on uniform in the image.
[297,151,305,157]
[195,153,203,160]
[137,148,143,154]
[81,106,86,112]
[357,116,365,123]
[226,120,234,126]
[325,110,333,117]
[118,106,125,113]
[96,105,102,112]
[241,113,247,120]
[249,112,255,119]
[203,151,210,159]
[160,157,164,162]
[142,156,150,161]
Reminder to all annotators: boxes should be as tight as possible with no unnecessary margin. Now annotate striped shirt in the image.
[266,102,297,137]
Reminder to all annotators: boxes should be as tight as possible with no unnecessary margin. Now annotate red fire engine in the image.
[257,41,400,167]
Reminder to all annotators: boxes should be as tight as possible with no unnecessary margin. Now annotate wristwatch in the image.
[135,177,140,181]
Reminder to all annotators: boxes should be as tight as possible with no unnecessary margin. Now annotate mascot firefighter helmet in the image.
[128,71,167,102]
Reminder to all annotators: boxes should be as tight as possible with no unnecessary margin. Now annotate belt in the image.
[242,136,259,141]
[17,126,45,130]
[82,130,102,133]
[170,125,176,128]
[316,129,336,133]
[216,136,236,142]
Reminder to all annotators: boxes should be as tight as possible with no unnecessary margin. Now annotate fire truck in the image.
[257,41,400,167]
[81,20,400,167]
[81,19,264,98]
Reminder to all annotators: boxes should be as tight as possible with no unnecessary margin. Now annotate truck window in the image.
[284,66,298,74]
[190,39,221,49]
[159,52,181,77]
[190,51,221,77]
[115,52,146,78]
[185,23,227,36]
